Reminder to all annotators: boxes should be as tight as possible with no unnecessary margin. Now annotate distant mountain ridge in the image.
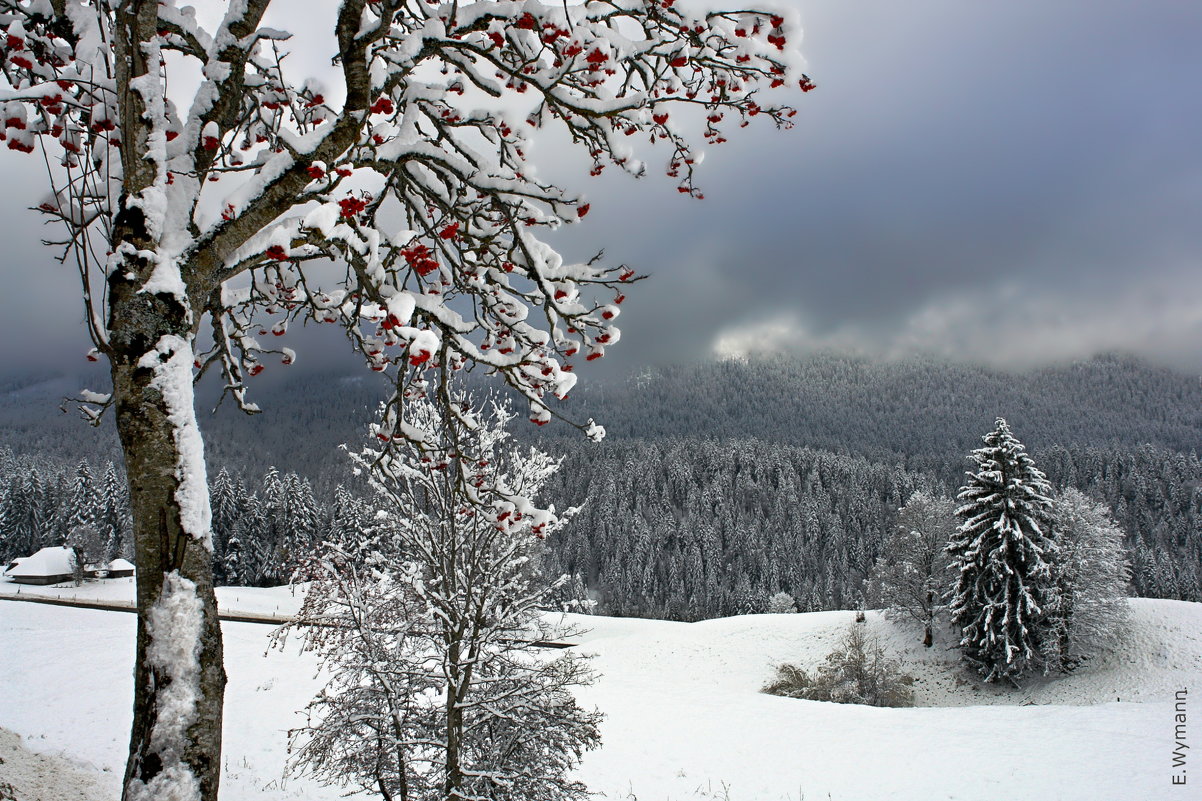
[553,352,1202,464]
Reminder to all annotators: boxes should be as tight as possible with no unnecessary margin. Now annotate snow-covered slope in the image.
[0,589,1196,800]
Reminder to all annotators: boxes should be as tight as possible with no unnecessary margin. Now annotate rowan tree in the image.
[0,2,804,798]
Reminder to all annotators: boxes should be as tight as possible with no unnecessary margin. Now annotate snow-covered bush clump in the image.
[763,625,914,708]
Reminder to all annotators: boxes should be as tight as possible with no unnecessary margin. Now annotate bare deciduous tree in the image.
[283,394,601,801]
[870,490,955,647]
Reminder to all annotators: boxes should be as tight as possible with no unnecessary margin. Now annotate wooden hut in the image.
[3,547,76,585]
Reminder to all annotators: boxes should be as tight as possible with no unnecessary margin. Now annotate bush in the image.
[763,625,914,707]
[766,591,798,614]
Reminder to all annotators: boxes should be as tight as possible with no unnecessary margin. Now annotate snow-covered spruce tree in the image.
[872,490,955,647]
[1048,488,1131,671]
[282,394,600,801]
[0,3,805,797]
[948,418,1060,683]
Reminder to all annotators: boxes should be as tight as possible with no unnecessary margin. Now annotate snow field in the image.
[0,726,104,801]
[562,605,1198,800]
[0,589,1197,800]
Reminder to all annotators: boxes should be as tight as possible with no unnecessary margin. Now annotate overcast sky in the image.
[1,0,1200,379]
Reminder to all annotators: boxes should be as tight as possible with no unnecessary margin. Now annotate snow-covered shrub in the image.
[766,591,798,614]
[763,626,914,707]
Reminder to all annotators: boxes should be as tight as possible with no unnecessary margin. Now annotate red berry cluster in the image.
[401,244,438,277]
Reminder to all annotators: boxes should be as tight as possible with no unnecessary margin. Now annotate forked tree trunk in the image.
[108,265,225,801]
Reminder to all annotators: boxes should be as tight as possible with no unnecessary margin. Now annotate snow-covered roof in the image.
[107,558,135,572]
[6,547,75,578]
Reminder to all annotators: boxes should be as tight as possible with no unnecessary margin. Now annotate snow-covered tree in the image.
[871,490,955,647]
[766,590,797,613]
[0,3,804,796]
[98,460,132,563]
[66,521,106,568]
[0,468,51,558]
[219,531,242,587]
[64,460,100,539]
[948,418,1060,683]
[1048,488,1131,670]
[208,467,244,579]
[283,394,601,801]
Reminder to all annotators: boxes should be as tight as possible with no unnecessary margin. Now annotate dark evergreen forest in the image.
[2,352,1199,616]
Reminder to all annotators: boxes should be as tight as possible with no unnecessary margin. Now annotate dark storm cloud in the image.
[1,0,1199,376]
[552,0,1202,370]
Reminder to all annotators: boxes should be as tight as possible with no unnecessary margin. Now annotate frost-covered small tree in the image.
[0,3,804,797]
[948,418,1060,683]
[872,490,955,647]
[766,590,797,613]
[1048,488,1131,671]
[283,394,600,801]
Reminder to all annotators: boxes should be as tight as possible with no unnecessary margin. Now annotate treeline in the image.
[0,451,370,590]
[2,353,1201,615]
[547,353,1202,479]
[2,439,1199,613]
[538,438,1202,620]
[0,448,130,564]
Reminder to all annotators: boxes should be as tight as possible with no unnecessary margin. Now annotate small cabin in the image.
[2,548,136,585]
[101,558,136,579]
[3,546,76,585]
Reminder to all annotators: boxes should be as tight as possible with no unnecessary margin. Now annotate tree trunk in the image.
[924,590,935,648]
[109,269,225,801]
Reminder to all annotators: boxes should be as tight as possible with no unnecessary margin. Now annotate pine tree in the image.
[98,462,130,564]
[65,460,100,540]
[209,468,245,581]
[948,418,1060,683]
[220,534,243,588]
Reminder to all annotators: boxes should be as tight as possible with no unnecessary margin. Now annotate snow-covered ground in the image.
[0,581,1197,800]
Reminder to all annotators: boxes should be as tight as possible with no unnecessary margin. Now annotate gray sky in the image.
[1,0,1200,378]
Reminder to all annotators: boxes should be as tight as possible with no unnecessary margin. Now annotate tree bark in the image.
[108,264,225,800]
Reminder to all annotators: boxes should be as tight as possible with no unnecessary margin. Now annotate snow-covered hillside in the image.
[0,585,1197,800]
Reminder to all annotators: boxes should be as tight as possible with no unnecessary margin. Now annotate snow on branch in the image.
[0,0,806,433]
